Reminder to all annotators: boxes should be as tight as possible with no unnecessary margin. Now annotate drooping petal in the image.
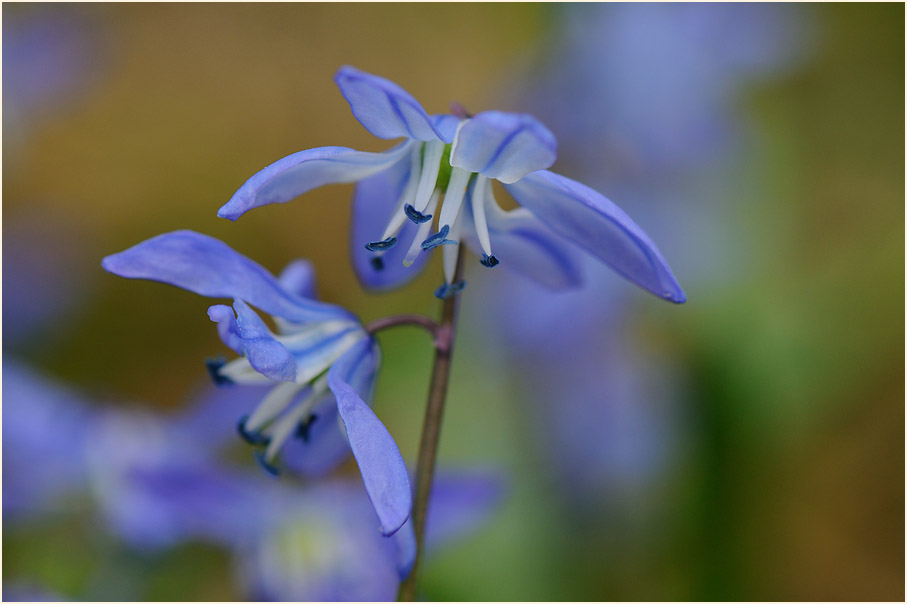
[102,230,349,324]
[463,189,584,290]
[328,341,411,536]
[278,259,317,300]
[350,144,431,290]
[505,170,686,303]
[208,300,296,382]
[218,143,411,221]
[334,66,451,143]
[393,519,417,579]
[450,111,557,184]
[432,114,461,143]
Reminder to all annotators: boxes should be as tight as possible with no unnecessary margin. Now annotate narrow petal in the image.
[505,170,686,303]
[393,519,417,579]
[350,145,431,290]
[462,178,584,290]
[328,341,411,535]
[218,143,411,221]
[208,300,296,382]
[335,66,450,142]
[450,111,557,184]
[102,230,349,324]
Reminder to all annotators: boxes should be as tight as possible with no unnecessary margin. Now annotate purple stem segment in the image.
[397,250,464,601]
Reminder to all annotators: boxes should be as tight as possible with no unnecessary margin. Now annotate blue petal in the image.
[280,397,350,477]
[432,114,461,143]
[218,143,411,221]
[277,259,317,300]
[334,66,451,143]
[393,519,417,579]
[102,230,349,323]
[208,300,296,382]
[463,189,584,290]
[504,171,686,303]
[328,341,411,536]
[450,111,557,184]
[350,150,431,290]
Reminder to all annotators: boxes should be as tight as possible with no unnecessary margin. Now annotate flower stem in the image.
[365,314,439,337]
[397,250,464,602]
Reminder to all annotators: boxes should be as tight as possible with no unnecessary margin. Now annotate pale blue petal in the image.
[335,65,450,142]
[463,191,583,290]
[328,341,411,536]
[218,143,411,221]
[351,148,431,290]
[102,230,350,323]
[277,259,317,300]
[505,170,686,303]
[450,111,557,184]
[208,300,296,382]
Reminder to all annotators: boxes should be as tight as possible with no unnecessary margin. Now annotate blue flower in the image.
[102,230,411,535]
[217,66,686,302]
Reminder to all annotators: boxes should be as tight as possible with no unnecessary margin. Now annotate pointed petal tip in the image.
[379,513,410,538]
[216,204,241,221]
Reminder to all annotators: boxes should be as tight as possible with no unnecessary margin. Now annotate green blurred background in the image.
[4,3,904,601]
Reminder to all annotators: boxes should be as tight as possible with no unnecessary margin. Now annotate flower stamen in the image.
[403,189,442,266]
[412,140,445,213]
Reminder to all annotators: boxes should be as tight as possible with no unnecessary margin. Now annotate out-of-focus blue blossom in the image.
[3,7,106,150]
[520,3,812,287]
[2,360,94,517]
[84,408,268,550]
[477,3,812,498]
[237,473,503,601]
[102,230,411,535]
[217,66,685,303]
[3,207,96,345]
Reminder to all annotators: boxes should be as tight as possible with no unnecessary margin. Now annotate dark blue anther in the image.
[434,280,467,299]
[365,237,397,252]
[237,415,270,446]
[404,204,433,224]
[421,225,455,250]
[480,254,500,268]
[370,256,385,271]
[205,357,233,387]
[254,450,280,477]
[295,414,319,443]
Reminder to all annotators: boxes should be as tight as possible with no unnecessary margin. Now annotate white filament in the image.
[380,143,423,241]
[470,175,492,256]
[443,210,464,284]
[263,376,329,461]
[412,140,445,213]
[402,188,442,267]
[246,380,307,432]
[437,167,471,231]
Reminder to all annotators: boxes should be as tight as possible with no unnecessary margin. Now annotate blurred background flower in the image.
[3,3,903,601]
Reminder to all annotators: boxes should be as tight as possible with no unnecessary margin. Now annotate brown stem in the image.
[397,250,464,601]
[365,314,439,338]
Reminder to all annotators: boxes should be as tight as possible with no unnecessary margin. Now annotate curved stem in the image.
[365,314,439,337]
[397,250,464,602]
